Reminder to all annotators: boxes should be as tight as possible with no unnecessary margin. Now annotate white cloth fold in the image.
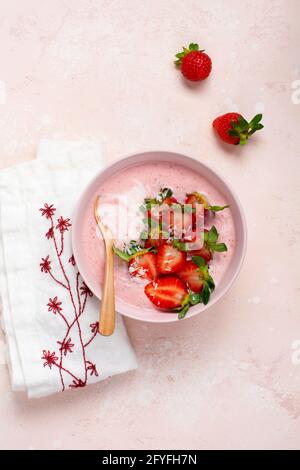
[0,139,137,398]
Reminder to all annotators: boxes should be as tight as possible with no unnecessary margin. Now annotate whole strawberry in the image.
[213,113,264,145]
[175,43,212,81]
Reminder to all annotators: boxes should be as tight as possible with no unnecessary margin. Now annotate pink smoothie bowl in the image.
[72,151,247,323]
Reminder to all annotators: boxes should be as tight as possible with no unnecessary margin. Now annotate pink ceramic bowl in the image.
[72,151,247,323]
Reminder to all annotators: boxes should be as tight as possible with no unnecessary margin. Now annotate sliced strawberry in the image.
[191,226,227,262]
[178,260,204,293]
[191,244,212,263]
[144,237,163,249]
[144,276,188,309]
[185,193,199,207]
[163,196,178,205]
[161,204,183,238]
[185,192,207,228]
[181,228,207,252]
[157,243,186,274]
[144,226,164,249]
[128,253,158,280]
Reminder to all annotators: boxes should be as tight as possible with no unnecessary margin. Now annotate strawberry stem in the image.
[174,43,202,66]
[229,114,264,145]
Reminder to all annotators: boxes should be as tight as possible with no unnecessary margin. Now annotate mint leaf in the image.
[202,284,210,305]
[208,225,218,244]
[113,247,131,262]
[159,187,173,202]
[213,243,227,252]
[206,275,215,291]
[208,205,229,212]
[140,230,148,240]
[191,255,206,267]
[189,292,203,305]
[173,240,190,252]
[177,303,190,319]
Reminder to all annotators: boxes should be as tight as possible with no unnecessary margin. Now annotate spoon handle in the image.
[99,239,115,336]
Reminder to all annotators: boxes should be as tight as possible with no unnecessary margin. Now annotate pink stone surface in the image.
[0,0,300,450]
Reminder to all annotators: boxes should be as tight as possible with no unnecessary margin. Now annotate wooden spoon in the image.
[93,196,115,336]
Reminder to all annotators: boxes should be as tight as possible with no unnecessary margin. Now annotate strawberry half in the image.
[128,253,158,281]
[144,276,188,310]
[157,243,186,274]
[191,226,227,262]
[178,260,204,293]
[191,245,212,263]
[185,192,229,221]
[143,226,166,249]
[163,196,178,205]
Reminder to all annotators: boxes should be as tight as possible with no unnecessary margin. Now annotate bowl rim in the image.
[72,150,247,323]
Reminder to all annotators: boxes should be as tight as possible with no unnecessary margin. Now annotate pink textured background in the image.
[0,0,300,450]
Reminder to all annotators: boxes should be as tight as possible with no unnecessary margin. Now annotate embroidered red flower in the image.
[56,216,71,233]
[40,255,51,273]
[45,227,54,239]
[47,296,62,314]
[40,203,56,219]
[39,205,99,392]
[86,361,99,377]
[41,350,58,369]
[68,255,76,266]
[69,379,85,389]
[90,322,99,334]
[80,282,93,297]
[57,338,74,356]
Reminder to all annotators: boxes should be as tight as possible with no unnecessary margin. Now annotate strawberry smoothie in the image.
[81,161,235,312]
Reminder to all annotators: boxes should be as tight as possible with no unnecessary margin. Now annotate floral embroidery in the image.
[42,350,58,369]
[68,255,76,266]
[86,361,99,377]
[40,255,51,273]
[69,378,86,389]
[39,203,99,391]
[90,322,99,334]
[47,296,62,314]
[56,216,71,233]
[45,227,54,239]
[80,282,93,297]
[40,203,56,219]
[57,338,74,356]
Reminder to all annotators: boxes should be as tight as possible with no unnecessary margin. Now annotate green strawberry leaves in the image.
[207,204,230,212]
[113,247,132,262]
[172,225,227,255]
[204,226,228,253]
[113,240,156,262]
[142,187,174,210]
[176,303,191,320]
[158,187,173,202]
[229,114,264,145]
[191,255,215,305]
[213,243,227,252]
[174,43,204,66]
[174,255,216,319]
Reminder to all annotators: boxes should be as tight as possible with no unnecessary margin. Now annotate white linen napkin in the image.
[0,139,137,398]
